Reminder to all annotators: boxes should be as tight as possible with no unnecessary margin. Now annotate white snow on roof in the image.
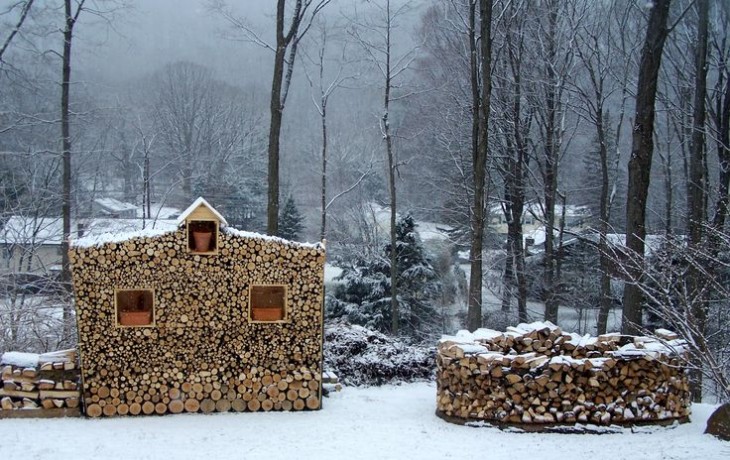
[72,219,178,247]
[0,216,64,245]
[136,204,180,219]
[94,197,138,213]
[490,201,592,219]
[1,216,180,247]
[176,197,228,226]
[415,221,452,242]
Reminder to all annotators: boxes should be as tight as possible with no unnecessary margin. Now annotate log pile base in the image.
[435,410,689,433]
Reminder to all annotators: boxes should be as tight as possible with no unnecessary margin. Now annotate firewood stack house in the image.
[70,198,326,417]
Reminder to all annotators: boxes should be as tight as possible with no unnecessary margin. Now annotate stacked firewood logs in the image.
[70,227,325,417]
[437,323,691,426]
[0,349,81,416]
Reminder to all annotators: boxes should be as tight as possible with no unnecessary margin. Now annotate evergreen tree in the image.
[278,195,304,241]
[326,214,442,341]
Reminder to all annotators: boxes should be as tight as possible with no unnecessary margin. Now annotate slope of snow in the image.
[0,383,726,460]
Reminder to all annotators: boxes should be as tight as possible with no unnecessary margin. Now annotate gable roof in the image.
[176,197,228,227]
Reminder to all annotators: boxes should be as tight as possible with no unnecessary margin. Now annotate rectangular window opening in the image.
[249,285,286,322]
[116,289,155,327]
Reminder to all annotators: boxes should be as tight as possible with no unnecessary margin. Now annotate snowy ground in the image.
[1,383,726,460]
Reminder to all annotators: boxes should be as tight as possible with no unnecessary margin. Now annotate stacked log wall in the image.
[0,349,81,417]
[70,228,325,417]
[436,323,691,427]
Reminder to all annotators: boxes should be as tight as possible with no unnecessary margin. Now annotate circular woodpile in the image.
[436,323,691,427]
[70,226,325,417]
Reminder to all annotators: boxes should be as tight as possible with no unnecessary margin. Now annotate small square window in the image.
[188,220,218,254]
[116,289,155,327]
[249,285,286,322]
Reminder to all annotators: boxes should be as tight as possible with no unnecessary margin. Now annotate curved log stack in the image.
[70,200,326,418]
[436,323,691,428]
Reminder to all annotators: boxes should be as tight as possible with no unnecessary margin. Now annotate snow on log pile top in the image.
[72,224,178,247]
[1,349,78,368]
[224,227,323,249]
[1,351,40,368]
[439,321,687,369]
[71,222,322,249]
[436,323,692,426]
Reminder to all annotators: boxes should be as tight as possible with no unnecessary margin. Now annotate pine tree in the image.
[326,214,442,341]
[278,195,304,241]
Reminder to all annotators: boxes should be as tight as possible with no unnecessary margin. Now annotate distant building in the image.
[0,216,176,274]
[489,201,592,249]
[92,198,139,219]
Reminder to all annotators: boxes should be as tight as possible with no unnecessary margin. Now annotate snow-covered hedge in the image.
[323,321,434,386]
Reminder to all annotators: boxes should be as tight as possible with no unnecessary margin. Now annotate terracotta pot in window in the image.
[252,307,283,321]
[192,230,213,252]
[119,311,152,326]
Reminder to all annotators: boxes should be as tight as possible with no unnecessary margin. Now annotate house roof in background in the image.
[0,216,64,246]
[135,204,180,220]
[93,197,138,213]
[1,216,177,246]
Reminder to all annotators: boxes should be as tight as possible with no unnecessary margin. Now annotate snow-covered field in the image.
[1,382,726,460]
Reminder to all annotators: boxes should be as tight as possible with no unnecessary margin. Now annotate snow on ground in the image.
[1,383,726,460]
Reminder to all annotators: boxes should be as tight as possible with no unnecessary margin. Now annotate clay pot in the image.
[193,230,213,252]
[252,307,283,321]
[119,311,152,326]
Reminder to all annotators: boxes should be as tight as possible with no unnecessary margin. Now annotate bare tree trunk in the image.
[595,104,612,335]
[320,96,328,241]
[622,0,671,335]
[379,0,399,335]
[467,0,493,331]
[712,42,730,229]
[542,2,560,324]
[687,0,709,403]
[61,0,84,339]
[266,0,288,236]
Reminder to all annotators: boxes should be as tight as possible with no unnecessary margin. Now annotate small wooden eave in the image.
[176,197,228,227]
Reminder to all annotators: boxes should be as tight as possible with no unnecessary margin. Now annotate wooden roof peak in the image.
[176,197,228,227]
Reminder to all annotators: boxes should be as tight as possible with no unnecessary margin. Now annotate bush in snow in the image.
[325,214,443,341]
[323,320,435,386]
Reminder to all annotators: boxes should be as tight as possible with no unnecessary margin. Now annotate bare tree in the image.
[622,0,673,335]
[59,0,86,343]
[349,0,419,335]
[493,0,533,324]
[0,0,36,67]
[302,18,359,242]
[711,2,730,230]
[686,0,709,402]
[210,0,330,236]
[465,0,492,331]
[570,0,636,334]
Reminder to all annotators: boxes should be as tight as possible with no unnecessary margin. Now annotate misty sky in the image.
[76,0,277,85]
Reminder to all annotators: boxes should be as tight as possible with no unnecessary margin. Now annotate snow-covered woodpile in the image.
[70,198,326,417]
[0,349,81,418]
[436,322,691,427]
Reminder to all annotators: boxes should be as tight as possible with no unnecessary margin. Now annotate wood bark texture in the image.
[0,349,81,417]
[436,324,691,427]
[70,227,325,417]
